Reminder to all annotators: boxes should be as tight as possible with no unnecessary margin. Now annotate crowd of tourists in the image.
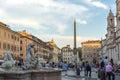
[58,56,120,80]
[98,56,117,80]
[98,56,120,80]
[15,56,120,80]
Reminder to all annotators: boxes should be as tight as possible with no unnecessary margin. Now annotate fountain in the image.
[0,43,61,80]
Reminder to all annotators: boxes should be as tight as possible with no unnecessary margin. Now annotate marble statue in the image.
[1,50,15,70]
[26,42,35,61]
[23,42,42,70]
[31,56,42,70]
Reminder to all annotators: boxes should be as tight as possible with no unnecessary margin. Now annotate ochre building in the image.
[81,40,101,61]
[47,39,60,63]
[0,22,20,58]
[19,30,33,58]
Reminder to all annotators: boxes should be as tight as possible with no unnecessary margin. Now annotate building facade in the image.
[0,22,60,62]
[19,30,33,58]
[19,30,53,62]
[81,40,101,62]
[0,22,20,59]
[61,45,74,63]
[47,40,60,63]
[99,0,120,63]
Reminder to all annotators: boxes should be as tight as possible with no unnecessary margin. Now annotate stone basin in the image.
[0,68,62,80]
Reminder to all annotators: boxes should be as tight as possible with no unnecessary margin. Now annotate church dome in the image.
[49,39,56,46]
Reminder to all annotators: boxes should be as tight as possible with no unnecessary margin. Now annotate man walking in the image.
[63,62,68,75]
[85,61,91,77]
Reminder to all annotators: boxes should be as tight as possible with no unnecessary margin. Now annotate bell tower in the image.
[116,0,120,31]
[107,8,115,39]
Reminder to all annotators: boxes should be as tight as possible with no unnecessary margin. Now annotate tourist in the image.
[110,58,114,67]
[110,58,115,80]
[76,63,80,76]
[96,61,99,68]
[81,61,85,71]
[45,61,50,68]
[100,60,105,69]
[85,61,91,77]
[63,62,68,75]
[105,61,114,80]
[104,56,109,68]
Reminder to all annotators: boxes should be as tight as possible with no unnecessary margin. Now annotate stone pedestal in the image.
[0,69,61,80]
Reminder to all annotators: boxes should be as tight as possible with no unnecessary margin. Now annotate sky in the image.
[0,0,116,48]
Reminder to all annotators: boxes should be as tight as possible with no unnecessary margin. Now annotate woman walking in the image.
[105,61,114,80]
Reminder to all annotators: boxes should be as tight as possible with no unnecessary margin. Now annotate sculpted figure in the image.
[23,42,35,70]
[1,50,15,70]
[23,42,42,70]
[31,56,42,70]
[25,42,35,62]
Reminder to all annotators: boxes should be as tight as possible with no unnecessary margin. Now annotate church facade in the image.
[99,0,120,63]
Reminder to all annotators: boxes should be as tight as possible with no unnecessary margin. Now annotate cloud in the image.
[0,0,88,34]
[84,0,108,9]
[35,34,99,48]
[76,19,87,24]
[53,22,67,34]
[6,19,40,29]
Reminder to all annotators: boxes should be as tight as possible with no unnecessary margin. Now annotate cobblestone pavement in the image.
[62,76,97,80]
[62,68,99,80]
[115,72,120,80]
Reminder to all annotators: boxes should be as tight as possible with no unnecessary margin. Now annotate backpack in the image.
[86,65,91,71]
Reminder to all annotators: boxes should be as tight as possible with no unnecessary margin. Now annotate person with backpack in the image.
[99,60,106,80]
[85,61,91,77]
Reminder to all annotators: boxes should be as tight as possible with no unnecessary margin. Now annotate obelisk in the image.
[74,19,77,63]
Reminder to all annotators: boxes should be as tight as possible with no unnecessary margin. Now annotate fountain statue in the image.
[1,50,15,70]
[23,42,42,70]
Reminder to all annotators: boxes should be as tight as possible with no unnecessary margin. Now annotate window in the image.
[11,45,13,51]
[20,40,22,44]
[119,17,120,21]
[8,34,10,38]
[20,46,22,51]
[17,47,19,51]
[8,44,10,50]
[0,42,1,49]
[4,32,6,38]
[14,36,16,40]
[11,35,13,39]
[14,46,16,52]
[17,37,19,42]
[20,54,23,56]
[3,43,6,50]
[110,19,112,25]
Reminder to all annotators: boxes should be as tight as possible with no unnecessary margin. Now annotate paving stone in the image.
[62,68,99,80]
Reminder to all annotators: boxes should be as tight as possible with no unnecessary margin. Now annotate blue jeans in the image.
[106,72,115,80]
[111,72,115,80]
